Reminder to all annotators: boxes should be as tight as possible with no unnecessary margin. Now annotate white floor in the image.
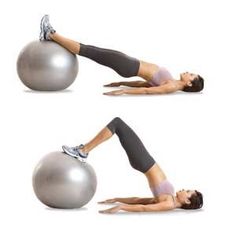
[1,0,235,235]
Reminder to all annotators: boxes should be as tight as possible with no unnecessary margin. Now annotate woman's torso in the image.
[148,67,174,86]
[138,61,174,86]
[150,179,175,197]
[145,163,175,197]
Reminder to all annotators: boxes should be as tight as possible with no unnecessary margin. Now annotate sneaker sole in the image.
[62,146,87,163]
[39,15,49,40]
[62,146,80,159]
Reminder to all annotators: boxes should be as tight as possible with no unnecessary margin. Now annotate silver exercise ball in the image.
[17,41,78,91]
[32,152,97,209]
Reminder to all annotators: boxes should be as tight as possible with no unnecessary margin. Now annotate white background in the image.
[0,0,235,235]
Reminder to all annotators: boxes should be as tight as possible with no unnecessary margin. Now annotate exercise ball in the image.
[17,41,78,91]
[32,151,97,209]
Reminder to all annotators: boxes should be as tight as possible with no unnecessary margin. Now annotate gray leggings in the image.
[79,44,140,77]
[106,117,156,173]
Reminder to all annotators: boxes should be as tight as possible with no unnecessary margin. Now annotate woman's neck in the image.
[172,79,186,90]
[173,196,182,208]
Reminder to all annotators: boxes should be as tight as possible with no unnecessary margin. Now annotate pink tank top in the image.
[148,67,174,86]
[150,180,175,197]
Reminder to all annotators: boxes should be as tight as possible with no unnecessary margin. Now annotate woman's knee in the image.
[113,117,123,123]
[113,117,127,127]
[107,117,124,134]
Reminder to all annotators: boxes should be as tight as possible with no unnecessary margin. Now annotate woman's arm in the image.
[99,197,156,205]
[103,83,181,95]
[99,201,175,214]
[121,201,175,212]
[104,81,151,88]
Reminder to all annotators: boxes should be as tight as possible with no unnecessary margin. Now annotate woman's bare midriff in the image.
[144,163,167,187]
[137,60,159,81]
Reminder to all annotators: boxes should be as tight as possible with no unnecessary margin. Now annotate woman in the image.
[62,117,203,213]
[40,15,204,95]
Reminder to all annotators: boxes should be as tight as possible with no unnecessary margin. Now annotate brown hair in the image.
[181,190,203,210]
[182,75,204,92]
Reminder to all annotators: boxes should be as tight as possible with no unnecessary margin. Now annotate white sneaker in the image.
[39,14,56,41]
[62,144,88,162]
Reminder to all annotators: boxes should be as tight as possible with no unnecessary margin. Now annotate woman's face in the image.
[180,72,198,85]
[176,189,196,204]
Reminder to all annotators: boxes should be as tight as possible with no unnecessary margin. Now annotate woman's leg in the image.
[50,33,140,78]
[40,16,156,80]
[81,117,156,173]
[81,127,113,153]
[50,33,81,54]
[62,126,113,159]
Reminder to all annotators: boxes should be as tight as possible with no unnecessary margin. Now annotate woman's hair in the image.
[181,190,203,210]
[182,75,204,92]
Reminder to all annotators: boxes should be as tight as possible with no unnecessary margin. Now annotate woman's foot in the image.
[62,144,88,161]
[39,15,56,41]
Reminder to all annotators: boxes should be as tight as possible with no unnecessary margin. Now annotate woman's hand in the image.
[103,89,125,96]
[99,205,122,214]
[98,198,117,204]
[104,82,121,87]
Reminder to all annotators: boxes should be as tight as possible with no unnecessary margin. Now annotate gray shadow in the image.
[121,209,204,216]
[102,91,204,98]
[24,89,73,94]
[45,206,88,212]
[102,209,204,216]
[98,207,204,216]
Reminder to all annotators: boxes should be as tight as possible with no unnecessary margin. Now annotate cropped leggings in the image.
[106,117,156,173]
[79,43,140,78]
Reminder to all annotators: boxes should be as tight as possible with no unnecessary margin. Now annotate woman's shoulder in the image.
[156,194,174,202]
[151,195,176,211]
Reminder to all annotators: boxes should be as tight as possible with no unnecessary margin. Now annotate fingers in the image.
[99,209,109,214]
[103,91,116,95]
[103,92,111,95]
[104,83,119,87]
[98,199,116,204]
[99,206,121,214]
[104,83,112,87]
[98,201,109,204]
[98,201,105,204]
[103,90,124,96]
